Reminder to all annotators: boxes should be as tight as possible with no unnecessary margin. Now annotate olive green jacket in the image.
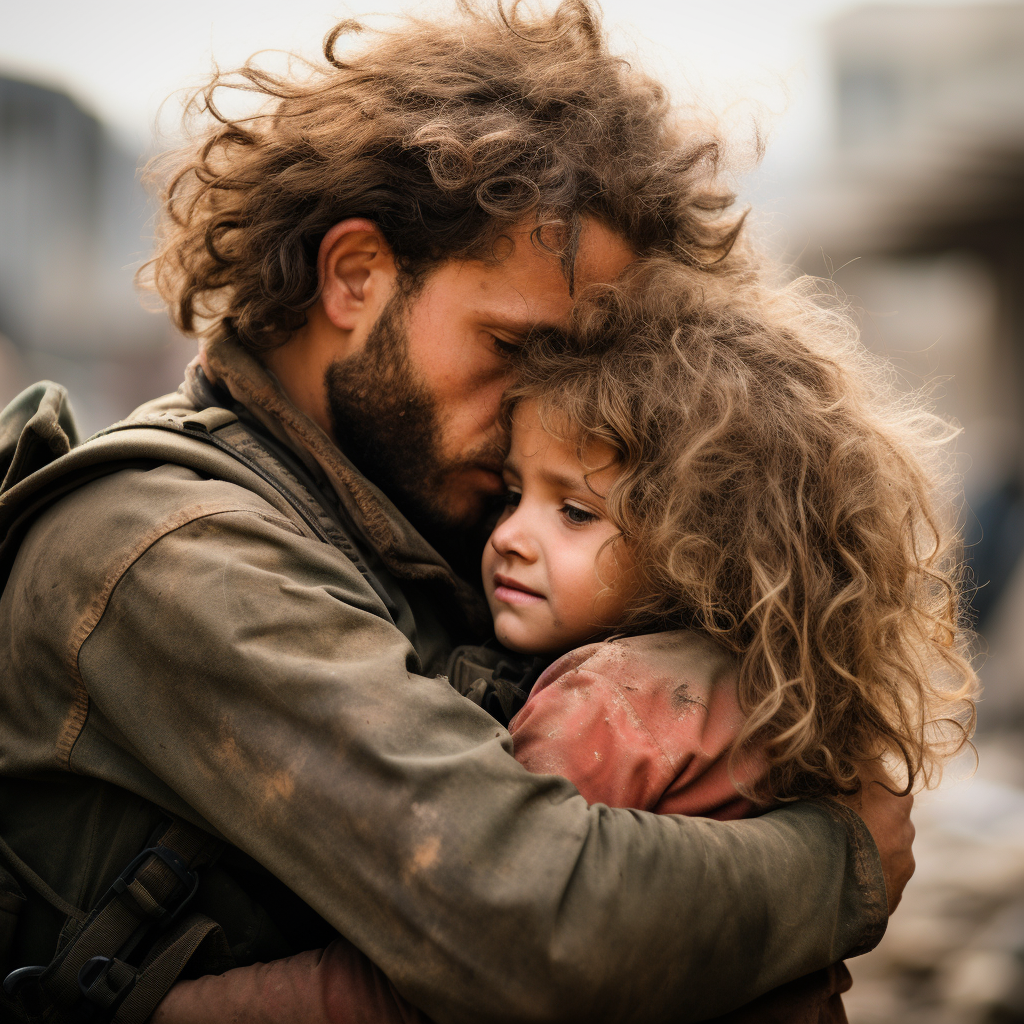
[0,339,886,1023]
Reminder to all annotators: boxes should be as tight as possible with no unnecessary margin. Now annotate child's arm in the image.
[508,631,763,818]
[151,936,428,1024]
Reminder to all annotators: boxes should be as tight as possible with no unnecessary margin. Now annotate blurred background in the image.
[2,1,1023,1020]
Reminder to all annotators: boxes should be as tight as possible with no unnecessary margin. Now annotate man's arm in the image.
[64,498,890,1023]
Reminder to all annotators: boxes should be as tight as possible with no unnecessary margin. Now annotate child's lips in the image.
[492,573,545,605]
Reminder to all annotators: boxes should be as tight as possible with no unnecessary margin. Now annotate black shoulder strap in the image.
[446,645,547,726]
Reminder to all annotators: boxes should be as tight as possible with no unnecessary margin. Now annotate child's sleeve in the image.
[150,937,428,1024]
[508,632,763,820]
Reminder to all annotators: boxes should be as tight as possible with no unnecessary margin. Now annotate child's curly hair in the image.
[506,259,977,801]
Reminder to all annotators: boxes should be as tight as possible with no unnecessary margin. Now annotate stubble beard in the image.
[324,289,499,536]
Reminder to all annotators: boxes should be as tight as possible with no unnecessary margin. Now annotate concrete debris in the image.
[847,736,1024,1024]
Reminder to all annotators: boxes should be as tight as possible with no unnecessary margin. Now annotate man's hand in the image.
[834,761,916,914]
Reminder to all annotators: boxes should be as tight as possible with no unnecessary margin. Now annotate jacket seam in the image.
[56,502,299,771]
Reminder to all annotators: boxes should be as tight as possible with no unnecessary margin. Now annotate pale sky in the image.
[0,0,1009,170]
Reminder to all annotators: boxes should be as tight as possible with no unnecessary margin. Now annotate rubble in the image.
[846,736,1024,1024]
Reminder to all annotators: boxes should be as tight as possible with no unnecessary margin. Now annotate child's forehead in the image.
[510,400,578,456]
[511,398,568,438]
[507,399,616,480]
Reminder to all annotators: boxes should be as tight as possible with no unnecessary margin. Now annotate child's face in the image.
[481,401,633,655]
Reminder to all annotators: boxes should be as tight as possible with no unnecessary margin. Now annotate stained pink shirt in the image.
[509,632,762,820]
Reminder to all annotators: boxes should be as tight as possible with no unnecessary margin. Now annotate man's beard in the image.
[325,289,500,541]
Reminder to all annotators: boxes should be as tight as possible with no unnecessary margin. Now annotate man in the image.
[0,3,912,1022]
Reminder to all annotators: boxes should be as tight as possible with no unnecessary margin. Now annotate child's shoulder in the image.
[524,629,748,759]
[539,629,740,709]
[512,630,760,816]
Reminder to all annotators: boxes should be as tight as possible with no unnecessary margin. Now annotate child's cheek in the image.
[550,559,600,632]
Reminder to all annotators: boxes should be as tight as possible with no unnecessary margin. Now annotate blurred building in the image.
[791,1,1024,668]
[787,6,1024,1024]
[809,3,1024,257]
[0,76,191,434]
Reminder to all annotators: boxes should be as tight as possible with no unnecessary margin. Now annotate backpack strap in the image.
[0,395,398,623]
[446,646,547,726]
[0,387,401,1019]
[4,819,230,1024]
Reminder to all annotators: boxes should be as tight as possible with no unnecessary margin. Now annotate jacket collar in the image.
[190,336,490,630]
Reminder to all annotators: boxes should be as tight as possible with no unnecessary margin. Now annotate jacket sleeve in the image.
[71,505,887,1024]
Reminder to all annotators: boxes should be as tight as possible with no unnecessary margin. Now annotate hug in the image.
[0,2,974,1022]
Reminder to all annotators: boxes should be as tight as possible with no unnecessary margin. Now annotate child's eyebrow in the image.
[539,466,605,499]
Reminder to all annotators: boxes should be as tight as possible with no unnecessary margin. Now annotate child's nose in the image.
[488,507,537,562]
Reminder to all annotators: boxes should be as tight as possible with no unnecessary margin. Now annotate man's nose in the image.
[489,507,537,562]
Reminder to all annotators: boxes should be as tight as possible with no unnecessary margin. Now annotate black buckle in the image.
[2,963,45,997]
[111,844,199,923]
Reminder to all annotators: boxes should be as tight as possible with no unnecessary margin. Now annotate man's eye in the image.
[491,335,520,358]
[561,504,597,526]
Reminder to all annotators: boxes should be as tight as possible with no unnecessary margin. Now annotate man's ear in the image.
[317,219,397,331]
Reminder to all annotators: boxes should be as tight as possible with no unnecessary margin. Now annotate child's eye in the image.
[561,503,598,526]
[504,489,522,508]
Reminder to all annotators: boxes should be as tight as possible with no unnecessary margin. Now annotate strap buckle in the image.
[77,955,136,1012]
[111,844,199,924]
[2,963,46,997]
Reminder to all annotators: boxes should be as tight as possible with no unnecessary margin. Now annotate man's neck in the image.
[261,310,346,442]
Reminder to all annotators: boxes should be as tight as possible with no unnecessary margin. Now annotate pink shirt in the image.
[510,632,762,820]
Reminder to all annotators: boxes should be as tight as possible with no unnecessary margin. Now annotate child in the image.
[153,260,976,1023]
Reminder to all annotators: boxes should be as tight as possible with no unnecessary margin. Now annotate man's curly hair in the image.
[506,259,977,802]
[142,0,746,352]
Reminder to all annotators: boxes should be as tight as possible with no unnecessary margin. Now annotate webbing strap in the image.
[111,914,225,1024]
[0,832,85,924]
[37,819,223,1018]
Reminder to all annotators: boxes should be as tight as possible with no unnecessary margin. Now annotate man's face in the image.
[326,219,634,531]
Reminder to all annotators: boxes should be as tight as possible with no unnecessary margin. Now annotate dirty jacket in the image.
[0,338,887,1024]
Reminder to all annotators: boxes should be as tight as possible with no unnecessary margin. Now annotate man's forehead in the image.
[500,216,634,285]
[459,217,634,328]
[573,218,636,287]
